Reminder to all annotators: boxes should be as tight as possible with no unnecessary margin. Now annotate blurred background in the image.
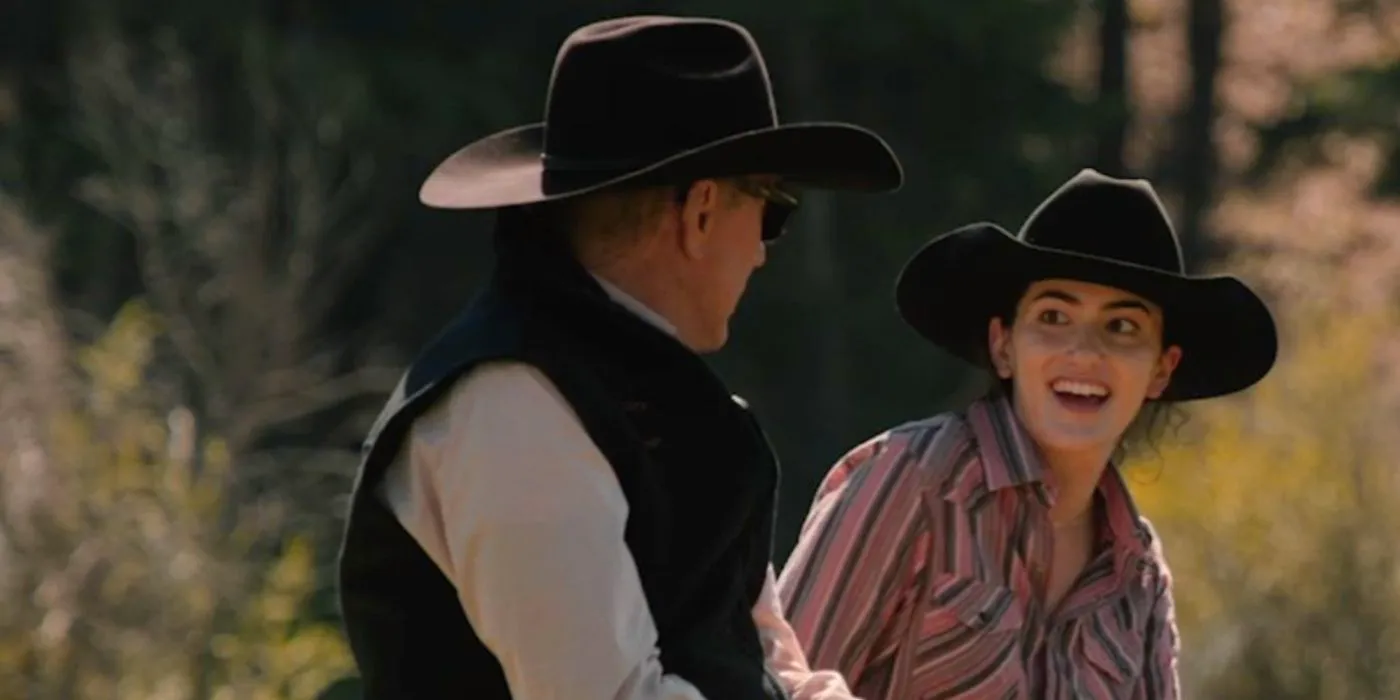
[2,0,1398,698]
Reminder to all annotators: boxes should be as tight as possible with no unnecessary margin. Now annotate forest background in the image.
[3,1,1399,697]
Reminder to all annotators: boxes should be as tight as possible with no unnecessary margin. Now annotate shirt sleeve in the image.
[751,564,864,700]
[377,360,706,700]
[1137,564,1181,700]
[776,433,930,688]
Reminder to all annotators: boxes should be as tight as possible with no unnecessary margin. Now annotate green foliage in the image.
[0,300,354,700]
[1126,300,1400,698]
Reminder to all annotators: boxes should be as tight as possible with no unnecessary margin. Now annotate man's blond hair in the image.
[539,180,748,266]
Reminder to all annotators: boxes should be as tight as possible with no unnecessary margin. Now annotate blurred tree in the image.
[1169,0,1224,266]
[1129,305,1400,698]
[1127,139,1400,698]
[0,297,354,699]
[67,26,400,458]
[1094,0,1131,174]
[0,194,353,699]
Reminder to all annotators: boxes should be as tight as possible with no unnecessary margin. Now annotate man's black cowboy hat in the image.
[895,168,1278,401]
[418,15,903,210]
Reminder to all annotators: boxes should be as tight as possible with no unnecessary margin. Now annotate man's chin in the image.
[686,327,729,355]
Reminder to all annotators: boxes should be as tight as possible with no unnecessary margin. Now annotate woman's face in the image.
[988,278,1182,458]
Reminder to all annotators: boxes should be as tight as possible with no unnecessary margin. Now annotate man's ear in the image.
[678,179,722,260]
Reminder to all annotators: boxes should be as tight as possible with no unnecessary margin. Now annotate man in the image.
[336,15,904,700]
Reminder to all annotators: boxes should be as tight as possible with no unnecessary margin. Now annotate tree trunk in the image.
[1095,0,1130,175]
[782,30,850,502]
[1176,0,1225,268]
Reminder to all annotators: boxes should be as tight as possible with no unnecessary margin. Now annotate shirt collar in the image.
[589,273,679,338]
[966,393,1049,492]
[1096,464,1152,559]
[966,392,1151,558]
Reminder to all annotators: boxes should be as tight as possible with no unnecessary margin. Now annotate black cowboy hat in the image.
[895,168,1278,401]
[417,15,903,210]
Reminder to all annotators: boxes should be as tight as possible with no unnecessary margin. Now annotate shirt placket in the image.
[1022,486,1056,697]
[1024,483,1128,698]
[1041,539,1124,698]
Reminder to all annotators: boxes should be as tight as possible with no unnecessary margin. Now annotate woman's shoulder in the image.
[819,409,978,496]
[1131,514,1175,595]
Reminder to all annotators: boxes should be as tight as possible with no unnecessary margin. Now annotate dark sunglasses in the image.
[731,179,799,242]
[673,179,800,242]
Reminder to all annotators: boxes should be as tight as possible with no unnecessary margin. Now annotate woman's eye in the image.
[1108,318,1141,334]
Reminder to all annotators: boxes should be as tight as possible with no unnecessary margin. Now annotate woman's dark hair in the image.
[987,284,1191,465]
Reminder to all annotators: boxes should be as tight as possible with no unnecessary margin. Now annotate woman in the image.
[776,169,1278,699]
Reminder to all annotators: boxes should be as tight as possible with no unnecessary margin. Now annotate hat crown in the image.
[540,16,779,170]
[893,168,1278,402]
[1018,169,1186,274]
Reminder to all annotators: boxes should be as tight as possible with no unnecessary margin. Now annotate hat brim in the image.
[418,121,903,209]
[895,223,1279,401]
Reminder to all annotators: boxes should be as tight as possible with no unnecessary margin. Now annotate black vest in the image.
[336,222,786,700]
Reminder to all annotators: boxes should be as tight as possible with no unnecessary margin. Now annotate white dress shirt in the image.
[375,274,858,700]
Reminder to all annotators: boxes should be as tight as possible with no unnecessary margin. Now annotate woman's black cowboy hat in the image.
[418,15,903,211]
[895,168,1278,401]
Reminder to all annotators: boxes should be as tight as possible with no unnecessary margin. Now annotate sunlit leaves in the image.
[0,299,352,699]
[1125,299,1400,697]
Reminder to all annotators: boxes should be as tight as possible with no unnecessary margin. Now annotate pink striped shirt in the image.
[777,395,1180,699]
